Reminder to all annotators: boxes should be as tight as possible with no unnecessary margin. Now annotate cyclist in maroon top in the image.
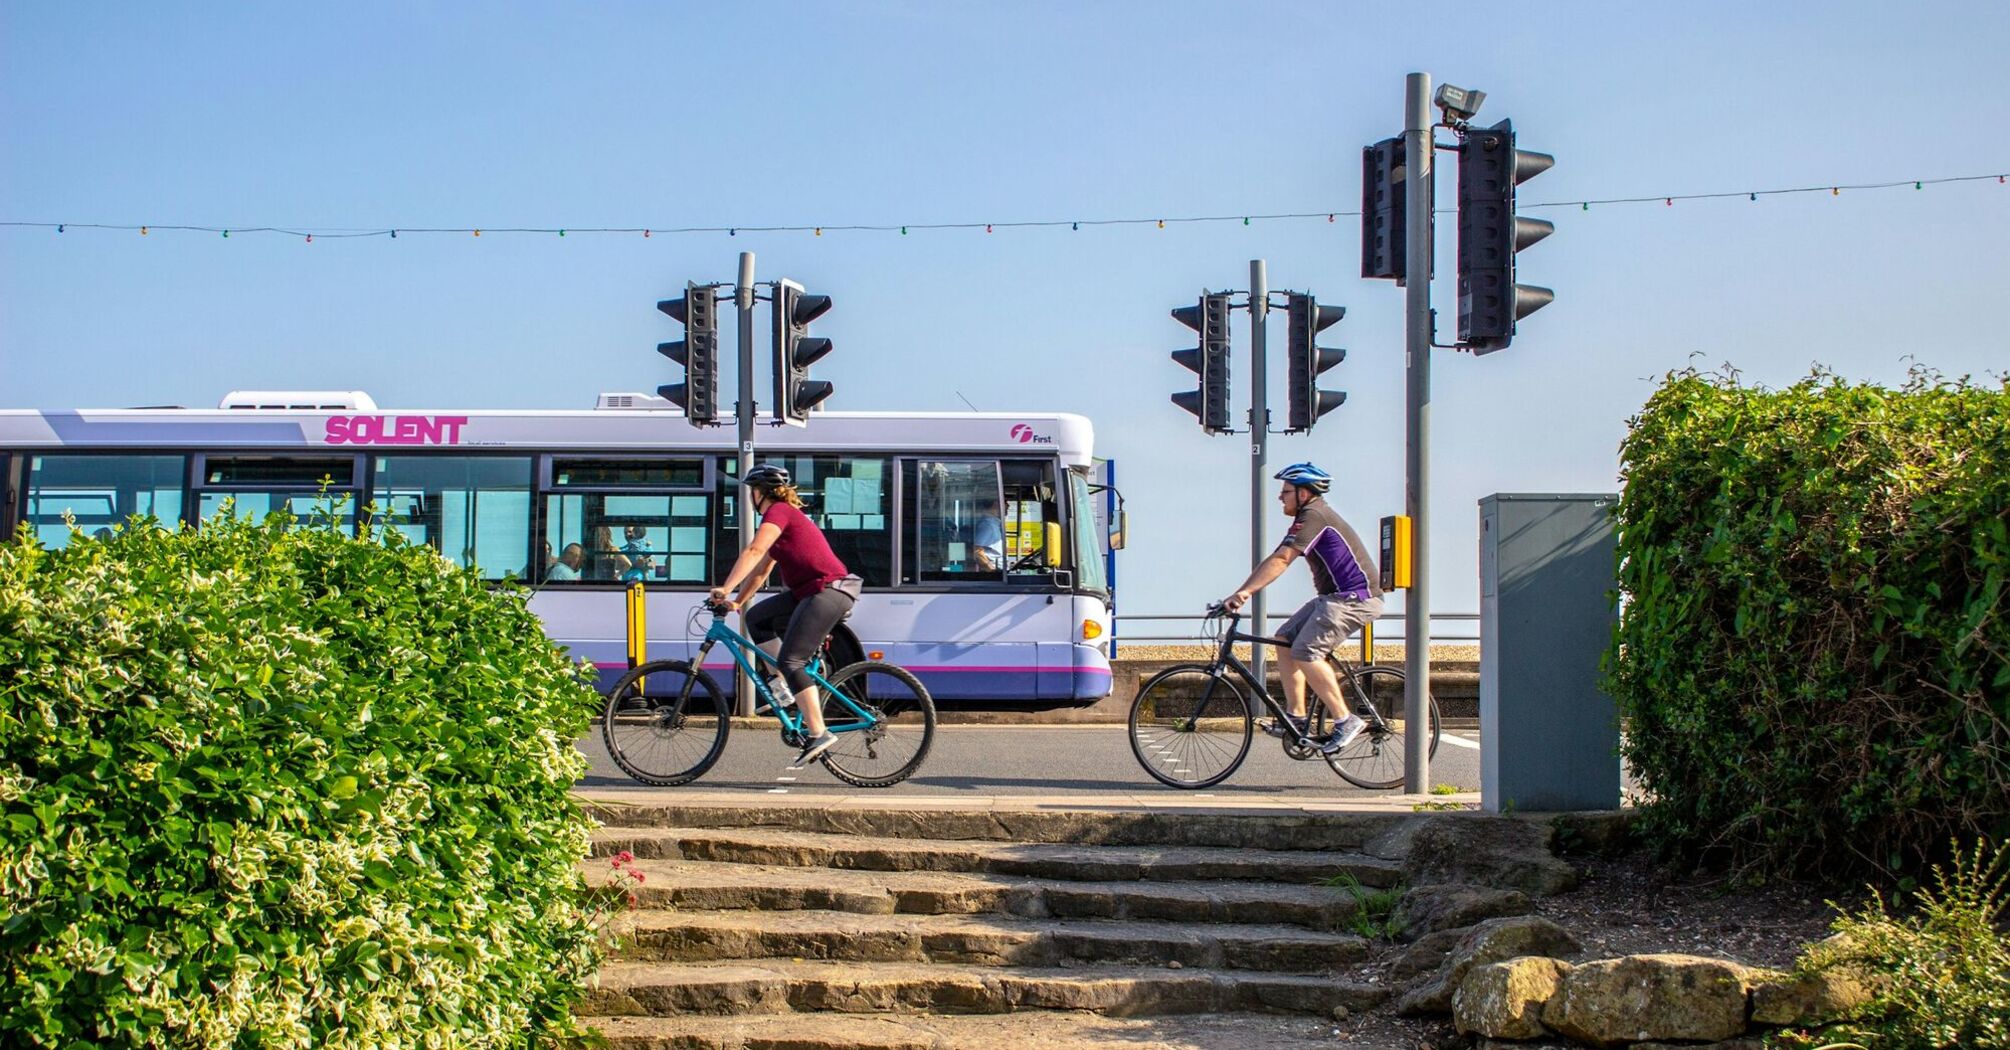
[711,464,860,763]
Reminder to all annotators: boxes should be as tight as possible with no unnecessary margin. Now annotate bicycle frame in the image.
[687,611,880,734]
[1195,610,1384,738]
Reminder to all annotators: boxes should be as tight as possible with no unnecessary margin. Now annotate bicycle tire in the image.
[601,660,731,787]
[815,661,936,788]
[1127,663,1254,790]
[1310,665,1440,790]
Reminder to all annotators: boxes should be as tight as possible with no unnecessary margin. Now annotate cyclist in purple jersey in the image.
[1221,462,1385,755]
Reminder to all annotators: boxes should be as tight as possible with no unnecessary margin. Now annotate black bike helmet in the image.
[741,464,791,489]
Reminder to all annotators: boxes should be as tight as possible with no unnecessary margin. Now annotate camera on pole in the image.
[657,282,720,425]
[1169,292,1233,433]
[1283,293,1346,432]
[1456,118,1554,354]
[771,279,834,426]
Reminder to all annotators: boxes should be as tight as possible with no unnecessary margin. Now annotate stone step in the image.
[585,857,1373,931]
[606,909,1374,972]
[584,959,1391,1019]
[582,800,1409,853]
[590,1011,1363,1050]
[590,827,1403,886]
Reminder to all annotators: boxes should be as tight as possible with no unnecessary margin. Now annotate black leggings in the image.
[744,586,854,693]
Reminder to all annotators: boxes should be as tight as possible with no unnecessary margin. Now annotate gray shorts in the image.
[1277,594,1383,662]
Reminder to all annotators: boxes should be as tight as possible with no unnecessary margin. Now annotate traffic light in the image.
[771,279,834,426]
[1361,137,1406,281]
[1170,292,1233,434]
[657,282,719,424]
[1457,118,1554,354]
[1283,293,1346,432]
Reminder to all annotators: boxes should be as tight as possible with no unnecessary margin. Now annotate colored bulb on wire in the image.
[1071,222,1078,231]
[1242,217,1249,226]
[390,229,397,238]
[815,227,822,237]
[900,226,907,235]
[473,229,481,236]
[1157,219,1164,229]
[141,226,148,235]
[643,229,650,237]
[985,224,993,233]
[305,234,313,243]
[222,230,229,238]
[558,229,565,237]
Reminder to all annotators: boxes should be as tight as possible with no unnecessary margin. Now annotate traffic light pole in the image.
[1401,72,1435,794]
[1247,259,1269,688]
[734,250,757,717]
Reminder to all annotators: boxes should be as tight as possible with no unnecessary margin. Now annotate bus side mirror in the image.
[1043,522,1063,568]
[1110,511,1127,551]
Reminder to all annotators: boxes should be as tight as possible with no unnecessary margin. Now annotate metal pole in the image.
[734,251,757,717]
[1248,259,1269,689]
[1402,72,1434,794]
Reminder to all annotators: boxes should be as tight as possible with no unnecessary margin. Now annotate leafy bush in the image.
[1609,367,2009,878]
[1776,839,2009,1050]
[0,511,604,1047]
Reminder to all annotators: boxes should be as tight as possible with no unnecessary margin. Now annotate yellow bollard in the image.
[626,581,647,668]
[1361,619,1375,665]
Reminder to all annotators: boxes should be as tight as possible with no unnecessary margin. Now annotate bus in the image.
[0,391,1122,707]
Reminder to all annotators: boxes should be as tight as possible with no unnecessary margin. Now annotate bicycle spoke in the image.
[1128,665,1252,789]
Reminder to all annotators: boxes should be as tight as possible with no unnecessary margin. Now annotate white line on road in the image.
[1439,733,1479,750]
[767,788,789,794]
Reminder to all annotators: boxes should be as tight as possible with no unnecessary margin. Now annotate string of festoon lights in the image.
[2,172,2003,242]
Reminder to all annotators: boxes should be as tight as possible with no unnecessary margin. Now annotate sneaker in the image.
[1260,714,1310,740]
[795,730,839,764]
[1319,715,1366,755]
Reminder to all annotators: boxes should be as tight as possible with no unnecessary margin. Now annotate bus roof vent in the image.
[218,390,378,411]
[596,392,679,411]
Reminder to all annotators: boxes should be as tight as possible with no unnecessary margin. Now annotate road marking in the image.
[767,788,789,794]
[1439,733,1479,750]
[776,776,797,782]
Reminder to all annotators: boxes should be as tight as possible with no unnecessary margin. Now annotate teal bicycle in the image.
[601,600,937,788]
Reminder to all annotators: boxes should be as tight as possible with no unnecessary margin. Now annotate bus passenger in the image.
[711,464,861,764]
[546,543,585,581]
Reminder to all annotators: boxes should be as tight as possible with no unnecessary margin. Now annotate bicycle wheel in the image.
[1128,664,1254,790]
[815,661,936,788]
[1310,665,1440,790]
[602,660,731,787]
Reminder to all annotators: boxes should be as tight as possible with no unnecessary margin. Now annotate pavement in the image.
[575,721,1487,811]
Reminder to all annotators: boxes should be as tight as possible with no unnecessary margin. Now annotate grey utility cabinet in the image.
[1478,493,1621,812]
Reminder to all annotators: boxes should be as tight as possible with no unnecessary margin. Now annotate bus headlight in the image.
[1082,619,1103,641]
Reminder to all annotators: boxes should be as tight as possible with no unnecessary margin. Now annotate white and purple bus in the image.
[0,391,1121,707]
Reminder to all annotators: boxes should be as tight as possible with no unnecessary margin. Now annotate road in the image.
[576,722,1483,798]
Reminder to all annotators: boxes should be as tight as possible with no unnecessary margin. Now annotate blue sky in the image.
[4,2,2007,626]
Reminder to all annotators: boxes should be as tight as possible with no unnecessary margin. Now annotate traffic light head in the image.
[772,280,834,425]
[1361,137,1407,281]
[1169,293,1233,434]
[1457,119,1555,355]
[656,282,718,424]
[1284,293,1347,433]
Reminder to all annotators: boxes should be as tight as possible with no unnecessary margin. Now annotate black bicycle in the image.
[1126,603,1440,790]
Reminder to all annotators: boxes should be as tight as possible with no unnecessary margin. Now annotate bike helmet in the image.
[740,464,791,488]
[1272,462,1331,493]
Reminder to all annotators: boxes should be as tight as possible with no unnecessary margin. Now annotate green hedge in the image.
[1609,368,2009,878]
[1,512,604,1047]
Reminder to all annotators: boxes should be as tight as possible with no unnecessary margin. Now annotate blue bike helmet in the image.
[1273,462,1331,494]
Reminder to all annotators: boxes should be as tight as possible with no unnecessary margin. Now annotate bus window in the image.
[1001,460,1059,580]
[22,454,185,547]
[714,456,894,587]
[369,456,532,580]
[542,494,711,585]
[903,460,1005,583]
[195,454,359,531]
[1070,469,1109,594]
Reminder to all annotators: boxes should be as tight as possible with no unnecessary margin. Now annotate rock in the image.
[1389,927,1469,979]
[1395,883,1532,941]
[1330,1005,1349,1021]
[1749,966,1877,1026]
[1401,815,1579,897]
[1549,811,1636,855]
[1453,956,1569,1039]
[1542,953,1753,1048]
[1395,916,1582,1016]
